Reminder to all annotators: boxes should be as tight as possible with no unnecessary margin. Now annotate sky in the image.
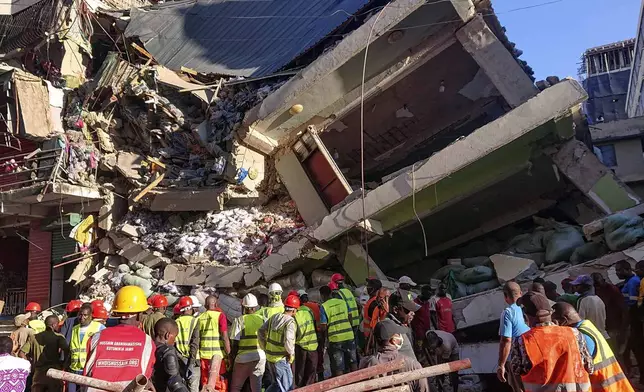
[492,0,642,80]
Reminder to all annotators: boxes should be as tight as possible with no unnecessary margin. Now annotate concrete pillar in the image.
[339,237,388,284]
[551,139,641,214]
[456,14,537,108]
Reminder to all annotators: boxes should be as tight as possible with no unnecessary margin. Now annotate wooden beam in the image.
[133,173,166,203]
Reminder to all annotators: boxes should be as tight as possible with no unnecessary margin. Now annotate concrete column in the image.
[456,14,537,108]
[339,237,388,284]
[551,139,641,214]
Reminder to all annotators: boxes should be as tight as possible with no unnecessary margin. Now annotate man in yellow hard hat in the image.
[84,286,156,385]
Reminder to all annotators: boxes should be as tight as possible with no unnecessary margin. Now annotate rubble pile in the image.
[117,198,305,265]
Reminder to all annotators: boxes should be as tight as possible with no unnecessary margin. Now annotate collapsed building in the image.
[0,0,644,386]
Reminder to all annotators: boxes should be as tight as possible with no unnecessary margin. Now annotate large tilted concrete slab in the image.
[312,79,588,242]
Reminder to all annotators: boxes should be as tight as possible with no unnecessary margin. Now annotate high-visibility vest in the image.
[322,298,355,343]
[338,288,360,328]
[199,311,224,359]
[257,305,285,322]
[521,325,591,392]
[176,315,199,360]
[29,319,46,334]
[578,320,634,392]
[70,321,102,371]
[363,297,376,336]
[238,313,264,357]
[294,306,318,351]
[265,315,294,364]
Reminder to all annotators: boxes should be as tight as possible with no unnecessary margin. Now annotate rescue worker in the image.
[363,278,383,339]
[25,303,46,334]
[257,283,285,321]
[299,289,324,381]
[294,292,318,387]
[229,294,265,392]
[320,285,357,377]
[60,300,82,343]
[152,317,189,392]
[69,304,104,392]
[84,286,156,386]
[199,295,231,392]
[509,292,593,392]
[144,294,169,339]
[331,274,360,338]
[426,330,459,392]
[258,294,298,392]
[175,296,200,392]
[10,313,33,356]
[552,302,634,392]
[92,307,109,326]
[20,315,69,392]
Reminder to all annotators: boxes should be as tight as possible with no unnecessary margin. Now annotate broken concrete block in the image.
[175,266,206,286]
[118,243,147,261]
[244,267,263,287]
[490,254,539,283]
[258,254,287,281]
[98,237,116,254]
[115,151,144,182]
[93,268,111,281]
[204,265,250,288]
[163,264,183,282]
[101,153,117,171]
[119,223,140,238]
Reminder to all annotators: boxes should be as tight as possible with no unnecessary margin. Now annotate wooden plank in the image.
[133,173,165,203]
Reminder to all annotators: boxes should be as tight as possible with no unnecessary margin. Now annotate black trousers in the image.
[628,306,644,376]
[294,345,319,387]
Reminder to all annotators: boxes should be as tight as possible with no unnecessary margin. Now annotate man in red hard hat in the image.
[331,274,360,342]
[25,302,46,333]
[258,294,299,392]
[61,300,83,343]
[175,296,201,392]
[92,307,109,326]
[143,294,169,339]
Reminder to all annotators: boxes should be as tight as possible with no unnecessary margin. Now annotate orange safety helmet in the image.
[65,300,82,313]
[330,273,345,283]
[25,302,41,312]
[288,290,299,297]
[151,295,169,308]
[328,281,339,290]
[173,303,181,316]
[147,294,159,306]
[284,294,300,309]
[177,296,193,311]
[92,306,109,320]
[91,300,105,310]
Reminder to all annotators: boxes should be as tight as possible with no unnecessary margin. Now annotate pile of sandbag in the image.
[434,264,499,299]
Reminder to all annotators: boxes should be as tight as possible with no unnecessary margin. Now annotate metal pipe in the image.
[46,369,148,392]
[294,358,406,392]
[326,359,471,392]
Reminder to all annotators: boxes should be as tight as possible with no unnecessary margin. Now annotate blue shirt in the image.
[499,303,530,338]
[574,321,596,357]
[622,275,641,307]
[319,306,327,324]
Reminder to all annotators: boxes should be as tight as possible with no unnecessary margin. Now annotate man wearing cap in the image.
[331,274,361,344]
[143,294,169,339]
[60,300,82,344]
[360,319,428,392]
[320,285,357,377]
[572,275,609,340]
[380,293,418,360]
[10,314,33,356]
[229,294,265,392]
[398,276,418,301]
[509,292,593,391]
[174,296,200,392]
[426,330,459,392]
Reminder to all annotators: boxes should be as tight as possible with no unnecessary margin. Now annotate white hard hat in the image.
[189,295,202,308]
[268,283,283,293]
[297,289,307,297]
[398,276,417,286]
[242,293,258,308]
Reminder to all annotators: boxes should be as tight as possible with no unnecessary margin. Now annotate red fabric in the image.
[304,302,321,331]
[411,298,431,340]
[595,284,626,331]
[214,308,228,333]
[435,297,455,333]
[84,325,156,381]
[521,326,590,392]
[200,358,228,392]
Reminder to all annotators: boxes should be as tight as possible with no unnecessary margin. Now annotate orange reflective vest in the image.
[362,297,376,336]
[521,325,591,392]
[577,320,634,392]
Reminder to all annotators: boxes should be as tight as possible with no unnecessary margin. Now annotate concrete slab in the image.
[244,267,263,286]
[148,188,225,212]
[490,254,538,283]
[203,265,250,288]
[119,223,140,238]
[115,151,145,183]
[98,237,116,254]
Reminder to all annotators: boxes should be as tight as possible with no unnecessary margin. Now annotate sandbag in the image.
[457,266,495,284]
[311,270,336,287]
[466,279,500,296]
[604,214,644,251]
[446,271,468,299]
[122,274,153,297]
[462,257,492,268]
[506,231,552,254]
[570,242,608,265]
[273,271,307,291]
[432,264,466,281]
[544,226,585,264]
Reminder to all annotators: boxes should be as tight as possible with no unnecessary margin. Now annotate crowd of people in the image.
[1,274,460,392]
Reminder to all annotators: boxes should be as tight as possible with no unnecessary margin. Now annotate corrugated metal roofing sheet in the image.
[125,0,371,77]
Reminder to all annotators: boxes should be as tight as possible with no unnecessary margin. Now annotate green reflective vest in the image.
[29,319,46,334]
[257,305,284,322]
[338,288,360,328]
[176,315,199,360]
[265,315,294,364]
[238,313,264,356]
[294,307,318,351]
[322,298,355,343]
[70,321,102,371]
[199,311,224,359]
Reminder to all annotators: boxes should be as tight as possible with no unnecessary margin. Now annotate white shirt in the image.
[578,295,609,338]
[0,353,31,392]
[428,330,459,360]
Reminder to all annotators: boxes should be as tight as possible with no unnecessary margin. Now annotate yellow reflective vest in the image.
[70,321,102,371]
[176,315,199,360]
[265,315,294,364]
[199,311,224,359]
[29,319,46,334]
[294,306,318,351]
[322,298,355,343]
[238,313,264,357]
[257,305,284,322]
[338,288,360,328]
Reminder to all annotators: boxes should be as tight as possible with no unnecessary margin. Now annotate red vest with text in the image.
[84,325,156,384]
